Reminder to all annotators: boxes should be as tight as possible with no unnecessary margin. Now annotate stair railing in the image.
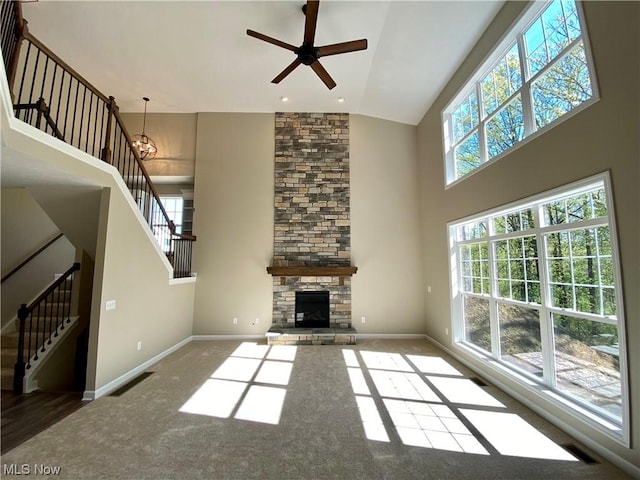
[14,262,80,394]
[0,2,195,278]
[1,232,64,284]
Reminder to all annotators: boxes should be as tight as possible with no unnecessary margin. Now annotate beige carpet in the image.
[0,338,631,479]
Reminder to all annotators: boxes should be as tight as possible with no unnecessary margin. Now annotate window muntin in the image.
[443,0,597,185]
[481,44,522,116]
[460,243,490,295]
[451,90,479,143]
[494,235,540,303]
[449,175,627,437]
[485,94,525,159]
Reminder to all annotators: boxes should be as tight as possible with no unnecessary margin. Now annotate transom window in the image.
[448,173,628,442]
[443,0,598,185]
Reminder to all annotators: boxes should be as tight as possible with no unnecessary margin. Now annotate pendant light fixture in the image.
[132,97,157,160]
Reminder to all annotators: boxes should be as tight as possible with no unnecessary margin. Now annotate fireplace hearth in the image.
[295,291,330,328]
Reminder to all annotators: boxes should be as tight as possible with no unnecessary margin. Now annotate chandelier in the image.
[132,97,157,160]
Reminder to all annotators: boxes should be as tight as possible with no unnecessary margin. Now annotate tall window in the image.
[449,174,628,442]
[153,196,183,252]
[443,0,598,185]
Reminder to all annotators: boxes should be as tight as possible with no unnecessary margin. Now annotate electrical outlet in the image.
[252,318,260,326]
[232,317,238,325]
[106,300,116,311]
[361,316,366,324]
[445,327,449,336]
[137,341,142,351]
[427,286,432,293]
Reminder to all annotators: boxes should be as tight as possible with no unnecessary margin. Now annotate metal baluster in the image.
[71,78,79,148]
[45,290,52,346]
[16,41,31,117]
[78,84,86,151]
[32,304,40,361]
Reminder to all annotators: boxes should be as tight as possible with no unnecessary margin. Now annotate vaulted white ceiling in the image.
[21,1,504,126]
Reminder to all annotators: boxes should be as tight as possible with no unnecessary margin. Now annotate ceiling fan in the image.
[246,0,367,90]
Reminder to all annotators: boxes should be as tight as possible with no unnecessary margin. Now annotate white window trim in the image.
[447,172,630,447]
[442,0,600,189]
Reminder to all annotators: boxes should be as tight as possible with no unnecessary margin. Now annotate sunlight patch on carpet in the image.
[460,409,578,461]
[179,342,296,425]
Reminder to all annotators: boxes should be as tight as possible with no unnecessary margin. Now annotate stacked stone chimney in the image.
[271,112,353,328]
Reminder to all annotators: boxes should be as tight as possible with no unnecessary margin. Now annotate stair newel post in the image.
[34,97,47,130]
[13,303,28,394]
[101,95,117,165]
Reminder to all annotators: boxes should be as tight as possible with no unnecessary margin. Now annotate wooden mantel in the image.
[267,266,357,285]
[267,266,357,276]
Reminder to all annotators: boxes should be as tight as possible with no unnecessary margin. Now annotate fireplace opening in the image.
[295,291,330,328]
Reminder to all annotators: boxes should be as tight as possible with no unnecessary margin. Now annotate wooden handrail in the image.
[111,108,174,225]
[14,262,80,394]
[21,28,109,104]
[1,232,64,284]
[111,108,197,242]
[25,262,80,311]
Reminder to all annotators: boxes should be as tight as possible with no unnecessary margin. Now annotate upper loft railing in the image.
[0,2,195,278]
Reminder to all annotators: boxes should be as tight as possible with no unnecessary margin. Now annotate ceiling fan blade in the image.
[310,60,336,90]
[247,29,297,52]
[272,58,303,84]
[303,1,320,45]
[318,39,368,57]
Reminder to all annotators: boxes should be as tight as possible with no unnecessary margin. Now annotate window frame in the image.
[447,172,630,446]
[442,0,600,188]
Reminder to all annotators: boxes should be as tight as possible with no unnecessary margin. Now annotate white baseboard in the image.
[82,336,192,400]
[192,334,265,341]
[423,334,640,479]
[355,333,429,339]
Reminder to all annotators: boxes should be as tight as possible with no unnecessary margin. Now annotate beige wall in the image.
[120,112,197,182]
[1,188,75,327]
[88,185,195,391]
[192,113,275,335]
[350,115,425,333]
[191,113,428,335]
[416,1,638,469]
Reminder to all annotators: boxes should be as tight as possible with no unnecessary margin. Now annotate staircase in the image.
[1,265,79,393]
[0,1,195,279]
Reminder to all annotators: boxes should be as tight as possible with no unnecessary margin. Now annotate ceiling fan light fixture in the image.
[246,0,367,90]
[132,96,157,161]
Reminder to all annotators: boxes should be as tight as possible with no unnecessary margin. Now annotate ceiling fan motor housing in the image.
[297,44,319,65]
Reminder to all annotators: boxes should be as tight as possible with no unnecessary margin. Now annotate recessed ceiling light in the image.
[337,97,345,103]
[281,96,289,103]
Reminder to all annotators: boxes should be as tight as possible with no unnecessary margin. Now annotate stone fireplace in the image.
[267,112,356,345]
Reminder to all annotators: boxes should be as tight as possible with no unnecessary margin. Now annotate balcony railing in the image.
[1,2,195,278]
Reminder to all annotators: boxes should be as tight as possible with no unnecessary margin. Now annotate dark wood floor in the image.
[1,390,87,454]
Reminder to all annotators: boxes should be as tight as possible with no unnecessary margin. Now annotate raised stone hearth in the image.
[268,112,356,345]
[266,327,357,346]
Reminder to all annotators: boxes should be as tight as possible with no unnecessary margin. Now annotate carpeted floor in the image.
[0,338,631,479]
